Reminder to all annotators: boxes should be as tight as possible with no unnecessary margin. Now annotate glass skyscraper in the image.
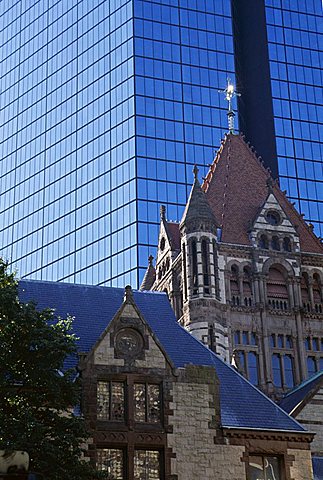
[265,0,323,237]
[0,0,321,288]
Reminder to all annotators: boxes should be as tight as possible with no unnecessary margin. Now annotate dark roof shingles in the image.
[203,134,323,254]
[19,280,305,433]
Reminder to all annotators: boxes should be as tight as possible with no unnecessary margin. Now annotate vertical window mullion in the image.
[109,380,112,420]
[145,383,148,422]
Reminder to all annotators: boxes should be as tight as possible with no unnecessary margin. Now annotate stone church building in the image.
[19,280,316,479]
[142,133,323,400]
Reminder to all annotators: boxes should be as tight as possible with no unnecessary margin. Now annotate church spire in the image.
[180,165,218,232]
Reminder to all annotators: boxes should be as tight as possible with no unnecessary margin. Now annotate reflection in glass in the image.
[307,357,316,377]
[284,355,294,388]
[272,354,282,387]
[248,352,259,386]
[247,455,280,480]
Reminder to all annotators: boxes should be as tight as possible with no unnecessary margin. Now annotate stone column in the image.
[287,278,294,309]
[253,276,260,304]
[260,308,273,394]
[239,274,244,305]
[308,278,315,310]
[224,271,231,304]
[258,275,266,305]
[295,311,307,381]
[293,335,301,385]
[293,277,302,308]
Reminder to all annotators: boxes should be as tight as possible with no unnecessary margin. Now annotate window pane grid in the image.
[134,450,160,480]
[97,381,125,421]
[134,383,161,423]
[97,448,124,479]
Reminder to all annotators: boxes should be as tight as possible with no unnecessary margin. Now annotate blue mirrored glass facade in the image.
[0,0,235,287]
[265,0,323,237]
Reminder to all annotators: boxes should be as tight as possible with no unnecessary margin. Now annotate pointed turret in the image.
[180,165,219,235]
[140,256,156,291]
[178,166,227,361]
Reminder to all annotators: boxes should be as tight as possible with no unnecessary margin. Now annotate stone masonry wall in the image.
[168,365,246,480]
[287,448,314,480]
[296,385,323,456]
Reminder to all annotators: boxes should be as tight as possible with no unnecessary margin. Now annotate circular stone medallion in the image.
[115,328,143,356]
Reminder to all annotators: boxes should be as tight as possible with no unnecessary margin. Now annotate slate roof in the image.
[313,457,323,480]
[279,371,323,415]
[180,170,218,228]
[19,279,306,433]
[202,133,323,254]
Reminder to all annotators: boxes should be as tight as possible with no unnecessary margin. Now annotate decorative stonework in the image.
[151,133,323,401]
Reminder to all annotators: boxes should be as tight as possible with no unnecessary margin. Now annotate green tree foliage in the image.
[0,260,99,479]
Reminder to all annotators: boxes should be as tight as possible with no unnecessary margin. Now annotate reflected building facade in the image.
[0,0,322,288]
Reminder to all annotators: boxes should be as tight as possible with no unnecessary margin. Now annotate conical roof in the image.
[180,166,219,228]
[202,133,323,254]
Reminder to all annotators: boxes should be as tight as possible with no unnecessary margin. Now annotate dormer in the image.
[155,205,180,285]
[249,186,300,254]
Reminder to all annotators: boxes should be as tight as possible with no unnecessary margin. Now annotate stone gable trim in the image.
[80,290,175,373]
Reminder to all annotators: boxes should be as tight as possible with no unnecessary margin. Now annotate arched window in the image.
[283,237,292,252]
[230,265,239,306]
[213,239,218,296]
[267,266,289,310]
[301,272,310,311]
[201,239,210,294]
[271,236,280,251]
[191,240,198,295]
[258,234,269,249]
[243,266,253,306]
[313,273,322,311]
[182,243,187,301]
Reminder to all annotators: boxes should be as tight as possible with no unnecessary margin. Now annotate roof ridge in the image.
[20,279,167,296]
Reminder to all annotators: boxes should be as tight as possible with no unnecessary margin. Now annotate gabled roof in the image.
[180,168,218,228]
[202,133,323,253]
[279,371,323,415]
[19,279,306,433]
